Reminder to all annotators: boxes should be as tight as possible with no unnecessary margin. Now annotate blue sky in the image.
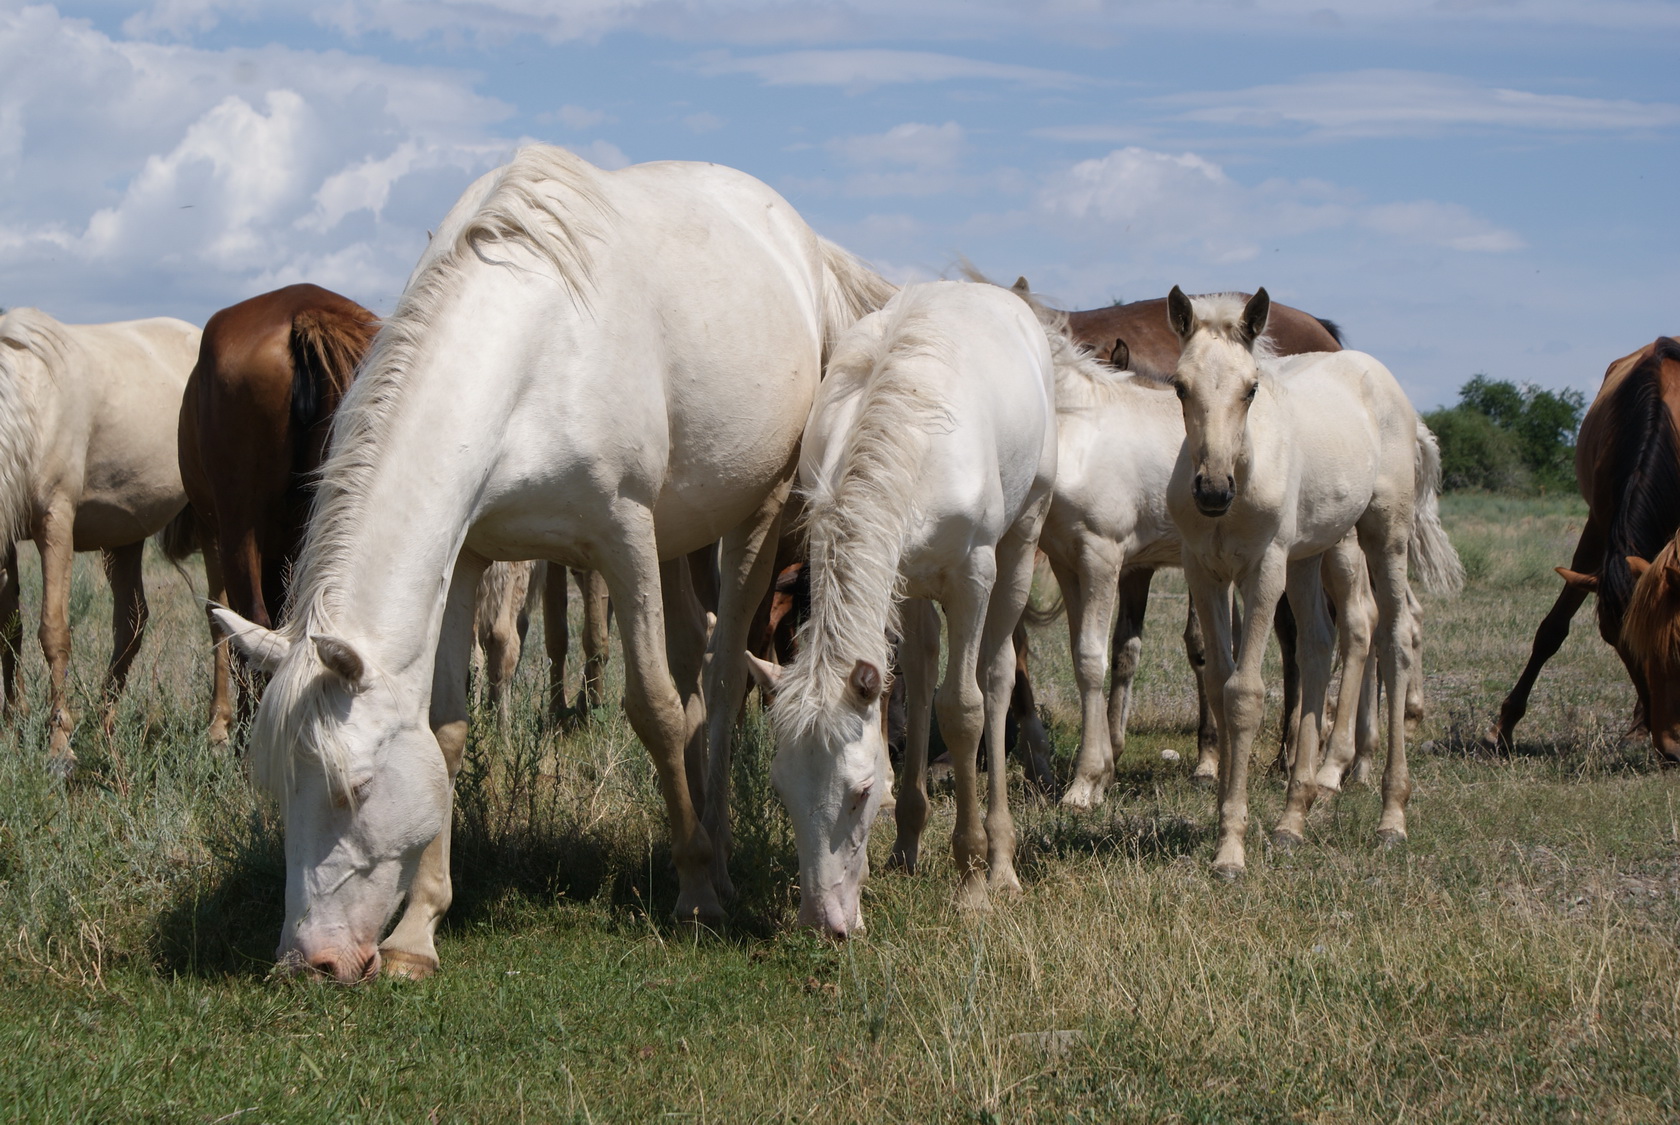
[2,1,1677,408]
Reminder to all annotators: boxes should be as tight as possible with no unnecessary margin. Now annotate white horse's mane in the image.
[251,145,616,799]
[774,286,954,741]
[0,309,61,541]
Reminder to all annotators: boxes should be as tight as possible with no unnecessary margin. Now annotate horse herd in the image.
[2,144,1676,983]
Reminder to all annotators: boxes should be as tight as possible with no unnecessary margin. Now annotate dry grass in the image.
[1,492,1678,1122]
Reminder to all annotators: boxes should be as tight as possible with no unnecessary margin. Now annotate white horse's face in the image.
[275,687,450,983]
[214,608,450,983]
[768,660,888,938]
[1167,286,1271,517]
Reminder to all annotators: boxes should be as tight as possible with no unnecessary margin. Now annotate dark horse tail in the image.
[287,305,379,484]
[1598,337,1680,636]
[157,504,199,562]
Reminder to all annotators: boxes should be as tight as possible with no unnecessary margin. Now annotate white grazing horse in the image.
[0,308,200,767]
[1165,287,1451,876]
[748,280,1057,934]
[214,145,893,981]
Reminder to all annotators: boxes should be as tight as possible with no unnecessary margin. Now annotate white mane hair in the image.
[817,238,899,361]
[250,144,615,800]
[773,286,954,741]
[1186,292,1281,366]
[0,309,61,541]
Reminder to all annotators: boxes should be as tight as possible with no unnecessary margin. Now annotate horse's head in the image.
[1166,286,1271,517]
[1604,548,1680,764]
[215,607,453,982]
[750,653,889,938]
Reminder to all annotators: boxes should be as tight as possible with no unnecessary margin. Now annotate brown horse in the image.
[179,284,379,741]
[1492,337,1680,762]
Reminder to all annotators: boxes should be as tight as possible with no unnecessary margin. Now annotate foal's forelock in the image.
[1621,538,1680,670]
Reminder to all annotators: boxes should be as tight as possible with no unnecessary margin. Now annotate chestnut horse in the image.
[179,284,379,742]
[1492,337,1680,762]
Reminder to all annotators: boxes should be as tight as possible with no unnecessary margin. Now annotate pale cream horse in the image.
[472,561,611,724]
[214,145,892,982]
[747,281,1058,934]
[0,308,200,768]
[1042,339,1453,808]
[1166,287,1455,876]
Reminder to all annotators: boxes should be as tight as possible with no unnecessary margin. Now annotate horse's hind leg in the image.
[1106,567,1152,773]
[1,541,24,719]
[1008,621,1055,796]
[577,567,610,712]
[99,541,149,736]
[1273,557,1335,848]
[1360,517,1416,846]
[1183,596,1221,786]
[889,598,939,874]
[701,483,789,901]
[381,553,483,980]
[199,531,234,744]
[1056,543,1122,809]
[937,548,997,911]
[542,560,571,726]
[1403,586,1425,739]
[1315,536,1375,792]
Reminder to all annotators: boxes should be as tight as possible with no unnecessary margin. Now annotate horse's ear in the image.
[1556,567,1600,591]
[211,605,291,675]
[1167,286,1194,341]
[1109,338,1130,371]
[1240,288,1271,349]
[746,651,784,693]
[311,633,367,690]
[1012,276,1031,295]
[848,660,882,706]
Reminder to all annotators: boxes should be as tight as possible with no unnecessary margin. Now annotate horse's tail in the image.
[1409,418,1465,596]
[288,304,379,479]
[157,503,199,562]
[1021,583,1066,629]
[817,237,897,359]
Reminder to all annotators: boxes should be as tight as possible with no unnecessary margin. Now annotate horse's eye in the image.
[1244,382,1258,402]
[1173,382,1187,400]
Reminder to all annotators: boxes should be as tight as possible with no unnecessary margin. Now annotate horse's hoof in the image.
[380,949,439,982]
[1190,771,1219,791]
[1210,862,1244,882]
[1059,782,1099,811]
[988,870,1024,898]
[1271,828,1303,852]
[886,849,918,875]
[955,885,993,914]
[1376,828,1407,850]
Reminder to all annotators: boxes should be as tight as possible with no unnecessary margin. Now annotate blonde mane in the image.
[0,309,61,541]
[773,288,954,740]
[1621,535,1680,670]
[250,145,615,799]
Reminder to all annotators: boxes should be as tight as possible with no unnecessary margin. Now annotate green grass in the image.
[2,495,1678,1122]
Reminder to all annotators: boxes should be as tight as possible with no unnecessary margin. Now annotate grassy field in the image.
[2,493,1677,1122]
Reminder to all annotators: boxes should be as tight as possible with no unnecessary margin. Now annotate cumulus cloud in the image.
[0,5,516,318]
[1160,70,1680,139]
[1036,146,1523,261]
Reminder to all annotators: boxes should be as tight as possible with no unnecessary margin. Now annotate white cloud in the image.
[551,104,609,130]
[683,111,724,133]
[574,139,631,169]
[0,5,514,318]
[693,49,1090,89]
[1036,146,1523,260]
[827,122,966,171]
[1159,70,1680,139]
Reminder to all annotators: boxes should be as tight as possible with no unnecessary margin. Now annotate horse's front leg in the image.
[98,540,150,735]
[1316,535,1375,791]
[980,527,1043,896]
[1107,567,1153,773]
[576,567,610,712]
[938,550,998,911]
[197,526,234,744]
[380,551,485,980]
[604,508,722,926]
[889,598,939,873]
[1272,555,1335,848]
[701,480,790,902]
[36,499,77,768]
[1055,540,1122,809]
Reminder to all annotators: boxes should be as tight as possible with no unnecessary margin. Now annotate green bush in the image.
[1425,375,1585,494]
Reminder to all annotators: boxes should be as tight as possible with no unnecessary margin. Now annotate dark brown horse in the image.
[178,284,378,741]
[1492,337,1680,763]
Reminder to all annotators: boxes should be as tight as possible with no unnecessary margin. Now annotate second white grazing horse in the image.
[1166,287,1456,877]
[215,145,892,981]
[0,308,200,767]
[750,280,1057,934]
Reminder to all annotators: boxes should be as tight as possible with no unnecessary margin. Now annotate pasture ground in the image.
[1,493,1677,1122]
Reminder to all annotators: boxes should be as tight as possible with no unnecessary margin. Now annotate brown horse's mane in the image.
[1595,336,1680,637]
[1621,534,1680,667]
[287,303,379,486]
